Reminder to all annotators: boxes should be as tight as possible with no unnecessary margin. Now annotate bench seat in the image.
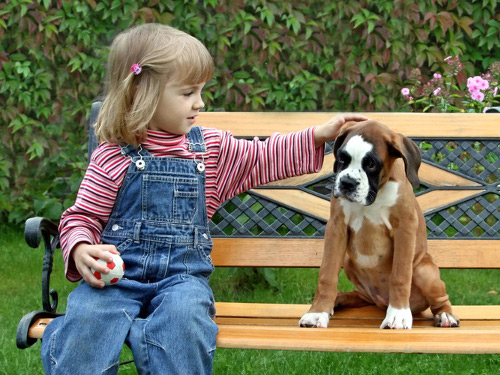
[25,304,500,354]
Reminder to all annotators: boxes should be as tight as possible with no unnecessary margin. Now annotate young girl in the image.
[41,23,367,374]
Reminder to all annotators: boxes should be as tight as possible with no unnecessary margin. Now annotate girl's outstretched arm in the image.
[215,113,369,204]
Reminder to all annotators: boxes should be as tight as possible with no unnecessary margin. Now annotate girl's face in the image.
[149,80,206,135]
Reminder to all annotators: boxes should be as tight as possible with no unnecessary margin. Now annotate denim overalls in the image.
[42,127,219,375]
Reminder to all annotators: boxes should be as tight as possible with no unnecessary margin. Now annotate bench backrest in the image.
[87,104,500,270]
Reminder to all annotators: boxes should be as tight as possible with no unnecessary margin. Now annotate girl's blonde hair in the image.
[95,24,214,146]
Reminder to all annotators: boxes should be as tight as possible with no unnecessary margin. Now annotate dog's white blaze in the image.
[334,135,372,203]
[380,304,413,329]
[341,181,400,232]
[344,134,373,160]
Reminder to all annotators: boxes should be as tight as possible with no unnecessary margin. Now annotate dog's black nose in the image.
[339,176,358,192]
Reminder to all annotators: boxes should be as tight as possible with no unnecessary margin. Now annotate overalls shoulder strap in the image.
[186,127,207,153]
[120,144,137,156]
[119,144,150,157]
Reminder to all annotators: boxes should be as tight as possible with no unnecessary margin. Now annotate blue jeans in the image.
[42,275,218,374]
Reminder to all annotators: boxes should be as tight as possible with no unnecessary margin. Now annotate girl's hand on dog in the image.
[314,113,369,147]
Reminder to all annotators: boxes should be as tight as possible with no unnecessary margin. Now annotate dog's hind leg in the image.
[413,254,460,327]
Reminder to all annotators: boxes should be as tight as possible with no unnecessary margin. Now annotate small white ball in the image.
[91,251,125,286]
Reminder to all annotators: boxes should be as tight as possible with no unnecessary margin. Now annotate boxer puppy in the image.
[299,120,459,329]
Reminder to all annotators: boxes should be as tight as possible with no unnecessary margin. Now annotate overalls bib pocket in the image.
[142,175,198,224]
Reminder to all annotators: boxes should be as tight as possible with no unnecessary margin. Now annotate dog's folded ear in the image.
[332,122,357,154]
[388,134,422,188]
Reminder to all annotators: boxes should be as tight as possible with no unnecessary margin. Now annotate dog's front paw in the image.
[380,305,413,329]
[434,312,460,327]
[299,312,330,328]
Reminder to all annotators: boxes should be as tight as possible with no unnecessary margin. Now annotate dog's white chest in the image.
[340,181,399,232]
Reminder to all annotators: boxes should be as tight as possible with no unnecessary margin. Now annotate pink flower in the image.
[468,76,490,91]
[401,88,410,96]
[471,91,485,102]
[473,76,482,85]
[467,77,474,88]
[401,57,498,112]
[478,79,489,90]
[468,85,479,94]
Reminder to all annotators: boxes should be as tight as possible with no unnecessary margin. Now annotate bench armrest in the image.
[25,217,59,248]
[24,217,61,313]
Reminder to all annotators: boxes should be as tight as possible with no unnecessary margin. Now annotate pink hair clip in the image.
[131,63,142,75]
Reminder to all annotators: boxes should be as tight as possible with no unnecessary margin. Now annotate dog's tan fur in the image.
[301,120,459,329]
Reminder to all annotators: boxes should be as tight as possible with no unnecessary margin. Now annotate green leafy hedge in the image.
[1,0,499,225]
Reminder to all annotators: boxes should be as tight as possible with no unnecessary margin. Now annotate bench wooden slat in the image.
[214,303,500,321]
[216,324,500,354]
[253,188,481,218]
[216,319,500,329]
[215,316,500,328]
[212,239,500,268]
[198,112,500,138]
[28,318,51,340]
[252,189,331,220]
[416,190,481,213]
[418,163,481,187]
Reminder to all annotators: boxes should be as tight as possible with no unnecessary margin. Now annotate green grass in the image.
[2,225,499,375]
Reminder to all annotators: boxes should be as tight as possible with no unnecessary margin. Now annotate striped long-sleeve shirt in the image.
[60,126,324,281]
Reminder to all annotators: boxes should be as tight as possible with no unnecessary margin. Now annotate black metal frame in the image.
[16,101,102,349]
[16,218,64,349]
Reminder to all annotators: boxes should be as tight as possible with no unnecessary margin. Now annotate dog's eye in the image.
[364,157,377,171]
[336,151,350,166]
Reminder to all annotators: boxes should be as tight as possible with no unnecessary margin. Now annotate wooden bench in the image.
[17,110,500,355]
